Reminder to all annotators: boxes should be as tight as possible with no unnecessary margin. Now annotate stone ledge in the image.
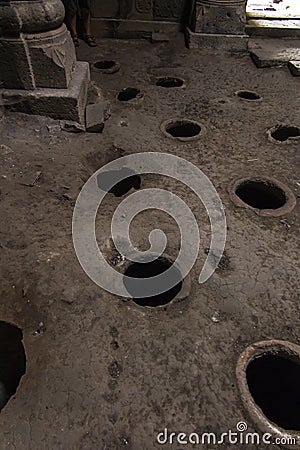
[91,18,181,40]
[1,62,90,124]
[186,27,248,51]
[249,37,300,68]
[288,60,300,76]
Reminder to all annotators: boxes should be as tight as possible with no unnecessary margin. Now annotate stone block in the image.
[194,1,246,35]
[26,25,76,89]
[186,27,248,51]
[1,62,90,124]
[85,101,111,133]
[0,37,34,89]
[249,38,300,68]
[288,60,300,76]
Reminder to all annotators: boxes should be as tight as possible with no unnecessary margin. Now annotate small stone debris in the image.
[61,120,85,133]
[33,322,46,335]
[85,101,111,133]
[212,311,220,323]
[109,361,122,379]
[20,171,42,187]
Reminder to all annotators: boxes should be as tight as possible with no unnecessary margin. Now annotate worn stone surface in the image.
[90,0,186,38]
[85,101,111,133]
[249,37,300,68]
[91,17,180,39]
[186,27,248,51]
[26,25,76,89]
[0,37,299,450]
[1,62,90,124]
[194,1,247,35]
[288,60,300,76]
[246,19,300,38]
[0,0,89,123]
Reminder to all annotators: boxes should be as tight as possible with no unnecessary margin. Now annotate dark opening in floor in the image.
[156,77,184,88]
[124,258,183,307]
[237,90,261,100]
[117,88,140,102]
[246,354,300,431]
[97,169,141,197]
[0,321,26,411]
[235,180,286,209]
[271,125,300,142]
[165,120,201,138]
[94,60,116,70]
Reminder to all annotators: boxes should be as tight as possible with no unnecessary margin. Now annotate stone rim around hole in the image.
[268,125,300,143]
[236,90,262,101]
[236,340,300,446]
[161,118,205,141]
[228,177,296,217]
[155,77,185,88]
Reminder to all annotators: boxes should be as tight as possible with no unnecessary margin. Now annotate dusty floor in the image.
[0,34,299,449]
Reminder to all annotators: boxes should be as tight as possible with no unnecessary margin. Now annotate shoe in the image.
[83,35,97,47]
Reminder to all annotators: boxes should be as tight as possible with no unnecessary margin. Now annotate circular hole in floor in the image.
[97,168,141,197]
[236,90,261,101]
[271,125,300,142]
[117,88,141,102]
[156,77,184,88]
[246,353,300,431]
[235,179,286,210]
[163,119,202,140]
[124,257,183,307]
[0,321,26,411]
[94,60,116,70]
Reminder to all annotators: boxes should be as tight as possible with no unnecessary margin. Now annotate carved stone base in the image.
[186,27,248,51]
[0,25,76,90]
[1,62,90,124]
[193,0,247,35]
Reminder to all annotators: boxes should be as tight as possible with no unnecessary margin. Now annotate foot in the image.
[71,34,80,47]
[83,35,97,47]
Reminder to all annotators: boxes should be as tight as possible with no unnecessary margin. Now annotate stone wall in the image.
[91,0,187,22]
[90,0,193,38]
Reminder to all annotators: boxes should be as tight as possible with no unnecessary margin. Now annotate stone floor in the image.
[0,34,299,449]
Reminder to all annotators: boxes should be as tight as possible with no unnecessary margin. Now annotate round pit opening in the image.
[247,354,300,431]
[236,180,286,210]
[97,168,141,197]
[228,177,296,217]
[161,119,203,141]
[236,90,261,101]
[0,321,26,411]
[270,125,300,143]
[117,88,141,102]
[237,340,300,444]
[123,257,183,307]
[156,77,184,88]
[93,60,120,74]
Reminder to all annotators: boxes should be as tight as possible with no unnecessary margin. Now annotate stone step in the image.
[246,19,300,38]
[249,37,300,67]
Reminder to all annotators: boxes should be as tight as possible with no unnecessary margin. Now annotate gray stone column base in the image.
[1,62,90,124]
[186,27,248,51]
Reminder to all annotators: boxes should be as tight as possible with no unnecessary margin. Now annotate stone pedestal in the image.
[0,0,90,123]
[194,0,247,35]
[186,0,248,50]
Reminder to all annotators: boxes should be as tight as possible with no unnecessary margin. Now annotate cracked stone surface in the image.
[0,35,299,449]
